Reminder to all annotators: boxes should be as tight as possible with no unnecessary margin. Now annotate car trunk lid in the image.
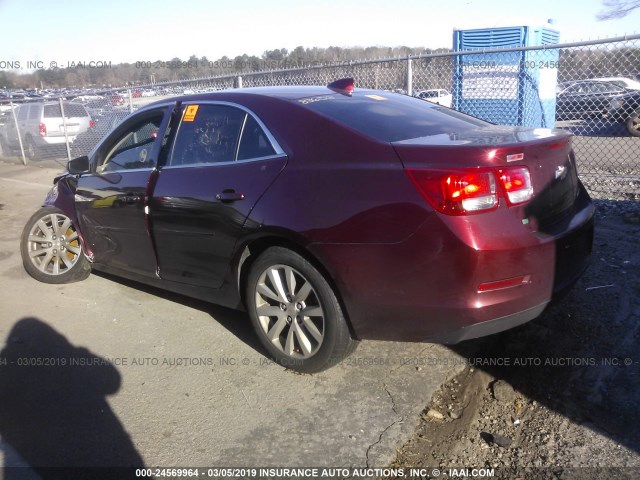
[393,126,579,227]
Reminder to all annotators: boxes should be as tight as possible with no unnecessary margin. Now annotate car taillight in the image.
[89,119,95,128]
[407,166,533,215]
[406,169,498,215]
[39,123,46,136]
[498,167,533,205]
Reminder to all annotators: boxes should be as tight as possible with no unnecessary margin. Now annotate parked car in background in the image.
[556,80,627,120]
[0,101,93,159]
[0,111,12,154]
[591,76,640,91]
[71,95,104,103]
[0,111,11,129]
[608,90,640,136]
[70,111,127,157]
[81,98,117,118]
[415,89,453,107]
[556,81,577,94]
[20,80,594,372]
[107,94,125,106]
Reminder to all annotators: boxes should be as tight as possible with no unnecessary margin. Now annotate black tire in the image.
[25,136,38,160]
[246,247,357,373]
[21,207,91,284]
[626,110,640,137]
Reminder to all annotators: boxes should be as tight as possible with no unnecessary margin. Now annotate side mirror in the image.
[68,155,89,174]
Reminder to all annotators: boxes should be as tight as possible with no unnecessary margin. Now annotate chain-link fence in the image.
[1,34,638,198]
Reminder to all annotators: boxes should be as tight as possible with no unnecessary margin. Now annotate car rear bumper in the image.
[310,183,595,343]
[36,135,78,146]
[434,301,548,343]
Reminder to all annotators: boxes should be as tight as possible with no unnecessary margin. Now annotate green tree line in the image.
[1,45,638,90]
[1,46,436,89]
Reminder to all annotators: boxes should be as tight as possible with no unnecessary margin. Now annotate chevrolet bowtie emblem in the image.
[555,165,567,180]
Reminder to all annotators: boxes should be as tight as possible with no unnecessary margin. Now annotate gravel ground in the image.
[392,198,640,479]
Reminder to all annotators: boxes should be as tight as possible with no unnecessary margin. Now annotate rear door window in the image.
[169,104,275,166]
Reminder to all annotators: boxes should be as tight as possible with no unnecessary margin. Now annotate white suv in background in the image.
[0,101,93,159]
[414,89,453,108]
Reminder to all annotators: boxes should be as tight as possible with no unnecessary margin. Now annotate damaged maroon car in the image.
[20,80,594,372]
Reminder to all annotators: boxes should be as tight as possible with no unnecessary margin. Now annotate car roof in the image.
[560,80,624,90]
[593,76,631,81]
[146,86,364,106]
[569,80,612,84]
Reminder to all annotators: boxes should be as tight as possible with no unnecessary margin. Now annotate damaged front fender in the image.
[42,174,94,261]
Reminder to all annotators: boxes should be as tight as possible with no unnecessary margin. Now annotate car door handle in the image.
[216,190,245,203]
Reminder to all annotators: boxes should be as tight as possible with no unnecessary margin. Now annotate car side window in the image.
[97,111,164,173]
[169,105,245,166]
[237,114,276,160]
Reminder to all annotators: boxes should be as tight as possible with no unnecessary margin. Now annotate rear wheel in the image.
[21,207,91,284]
[246,247,357,373]
[626,110,640,137]
[25,136,38,160]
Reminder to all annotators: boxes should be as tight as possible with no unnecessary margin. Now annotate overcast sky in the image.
[0,0,638,68]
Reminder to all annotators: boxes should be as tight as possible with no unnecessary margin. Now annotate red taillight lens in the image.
[89,119,95,128]
[407,166,534,215]
[407,169,498,215]
[498,167,533,205]
[39,123,46,136]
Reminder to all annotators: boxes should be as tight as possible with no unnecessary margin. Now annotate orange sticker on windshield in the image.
[183,105,199,122]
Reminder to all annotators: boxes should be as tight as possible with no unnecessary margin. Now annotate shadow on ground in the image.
[0,317,145,475]
[91,270,268,357]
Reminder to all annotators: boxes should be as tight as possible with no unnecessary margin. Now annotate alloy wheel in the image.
[25,212,82,276]
[254,264,325,359]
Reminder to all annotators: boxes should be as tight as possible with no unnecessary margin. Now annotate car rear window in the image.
[608,80,626,88]
[300,92,489,142]
[43,103,89,118]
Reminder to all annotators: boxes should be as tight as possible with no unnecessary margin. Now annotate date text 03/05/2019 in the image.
[133,467,497,478]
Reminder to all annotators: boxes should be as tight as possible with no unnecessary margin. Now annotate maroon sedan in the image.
[20,80,594,372]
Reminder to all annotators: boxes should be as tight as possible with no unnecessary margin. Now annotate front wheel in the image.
[626,110,640,137]
[20,207,91,284]
[246,247,357,373]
